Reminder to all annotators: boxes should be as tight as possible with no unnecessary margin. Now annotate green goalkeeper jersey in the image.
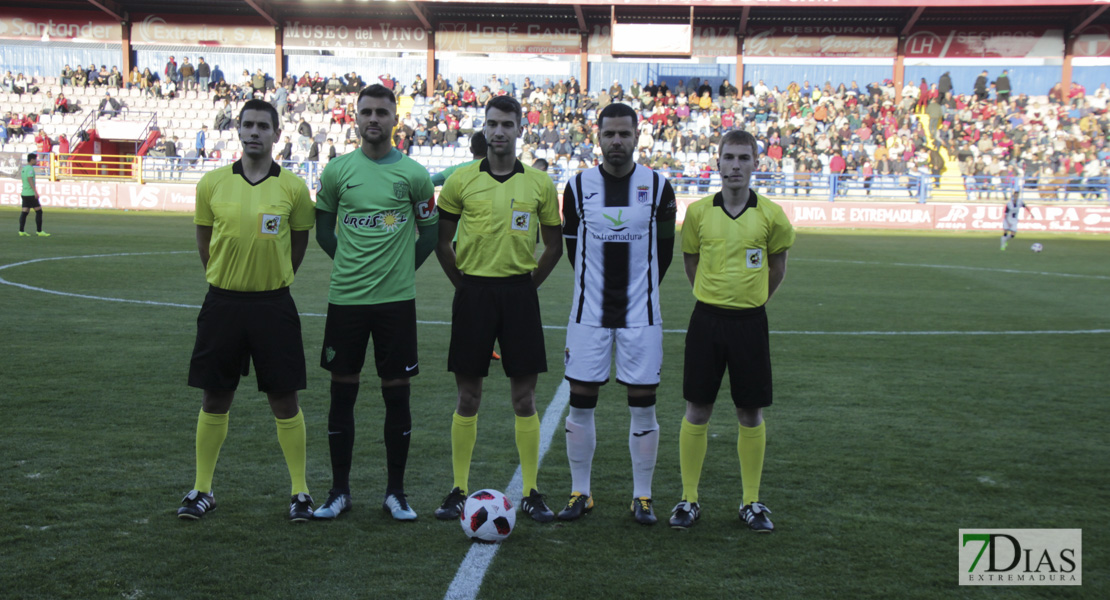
[316,147,437,305]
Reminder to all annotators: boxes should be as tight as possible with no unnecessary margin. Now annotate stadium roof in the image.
[10,0,1110,33]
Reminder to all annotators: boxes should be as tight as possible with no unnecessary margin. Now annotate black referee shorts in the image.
[21,195,40,209]
[188,286,307,394]
[449,274,547,378]
[321,299,419,380]
[683,302,773,409]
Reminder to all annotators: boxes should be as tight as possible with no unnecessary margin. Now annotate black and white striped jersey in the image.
[562,164,677,328]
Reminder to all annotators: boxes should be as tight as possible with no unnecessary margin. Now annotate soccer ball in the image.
[461,489,516,542]
[1031,243,1044,253]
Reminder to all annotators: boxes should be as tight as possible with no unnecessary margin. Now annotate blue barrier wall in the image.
[133,48,273,86]
[0,43,121,79]
[903,65,1064,98]
[742,64,893,94]
[286,54,424,91]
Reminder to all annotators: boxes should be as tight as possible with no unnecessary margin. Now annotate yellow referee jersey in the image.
[437,159,560,277]
[194,161,315,292]
[682,190,795,309]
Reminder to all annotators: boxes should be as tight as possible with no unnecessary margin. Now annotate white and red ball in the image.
[460,489,516,542]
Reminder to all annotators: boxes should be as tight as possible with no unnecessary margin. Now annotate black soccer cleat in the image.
[630,497,657,525]
[434,487,467,521]
[177,490,216,520]
[556,492,593,521]
[739,502,774,533]
[520,489,555,523]
[668,500,700,530]
[289,492,314,522]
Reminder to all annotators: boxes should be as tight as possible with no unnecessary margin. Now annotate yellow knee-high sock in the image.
[194,410,229,494]
[515,414,541,494]
[738,421,766,506]
[679,417,708,503]
[275,409,309,496]
[451,412,478,493]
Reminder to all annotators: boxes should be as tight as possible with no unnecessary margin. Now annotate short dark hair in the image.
[597,103,638,129]
[469,131,487,158]
[718,129,759,157]
[485,95,522,124]
[238,99,279,129]
[358,84,396,106]
[531,157,549,172]
[27,152,37,162]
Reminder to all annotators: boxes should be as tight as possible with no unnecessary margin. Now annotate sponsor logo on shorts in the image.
[325,346,336,363]
[512,210,530,231]
[564,346,570,366]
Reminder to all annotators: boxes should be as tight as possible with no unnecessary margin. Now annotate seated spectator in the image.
[98,92,122,118]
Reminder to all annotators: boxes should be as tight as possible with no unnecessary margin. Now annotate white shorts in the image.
[563,322,663,386]
[1003,216,1020,232]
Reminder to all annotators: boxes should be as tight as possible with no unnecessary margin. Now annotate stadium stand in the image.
[1,1,1107,203]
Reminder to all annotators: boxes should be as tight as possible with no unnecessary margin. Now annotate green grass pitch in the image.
[1,207,1106,599]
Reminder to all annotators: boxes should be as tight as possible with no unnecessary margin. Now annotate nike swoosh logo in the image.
[632,430,656,437]
[327,431,342,435]
[403,430,411,436]
[405,363,418,372]
[345,183,363,189]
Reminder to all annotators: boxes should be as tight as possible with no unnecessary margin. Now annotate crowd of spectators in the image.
[3,60,1109,199]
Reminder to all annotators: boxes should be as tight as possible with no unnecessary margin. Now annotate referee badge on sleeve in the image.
[259,213,281,237]
[746,248,764,269]
[511,210,531,231]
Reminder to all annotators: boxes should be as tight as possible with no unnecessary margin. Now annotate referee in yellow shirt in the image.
[432,95,563,523]
[177,99,317,522]
[669,129,795,532]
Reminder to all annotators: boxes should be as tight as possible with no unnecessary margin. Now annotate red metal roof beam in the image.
[243,0,279,28]
[85,0,127,22]
[901,6,924,36]
[409,2,433,32]
[738,6,749,35]
[1070,5,1108,36]
[574,4,587,32]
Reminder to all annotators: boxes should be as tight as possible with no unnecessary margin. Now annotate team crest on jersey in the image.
[636,185,650,205]
[512,210,530,231]
[394,181,410,199]
[746,248,764,269]
[261,214,281,235]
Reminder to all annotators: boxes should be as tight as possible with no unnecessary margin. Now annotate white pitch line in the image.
[794,257,1110,281]
[2,252,1108,336]
[443,379,570,600]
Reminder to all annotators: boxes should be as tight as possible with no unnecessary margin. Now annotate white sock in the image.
[565,407,596,496]
[628,405,659,499]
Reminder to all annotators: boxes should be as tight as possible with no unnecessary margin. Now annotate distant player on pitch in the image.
[178,99,315,522]
[670,129,795,532]
[18,153,49,237]
[1000,191,1030,251]
[557,103,676,525]
[432,95,563,523]
[313,84,438,522]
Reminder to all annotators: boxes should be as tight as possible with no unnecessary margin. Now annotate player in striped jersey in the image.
[1000,192,1030,251]
[557,103,677,524]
